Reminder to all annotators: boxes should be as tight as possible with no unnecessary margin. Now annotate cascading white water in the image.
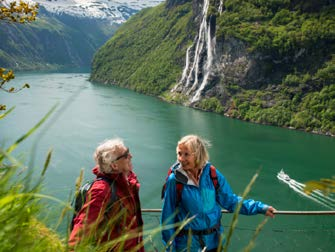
[219,0,224,14]
[172,46,192,92]
[191,17,216,102]
[180,46,191,83]
[180,0,209,92]
[186,0,209,93]
[172,0,216,103]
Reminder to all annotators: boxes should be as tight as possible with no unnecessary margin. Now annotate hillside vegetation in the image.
[0,7,118,71]
[90,0,335,136]
[90,2,195,94]
[214,0,335,135]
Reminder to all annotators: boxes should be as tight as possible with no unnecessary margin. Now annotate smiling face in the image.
[176,143,197,171]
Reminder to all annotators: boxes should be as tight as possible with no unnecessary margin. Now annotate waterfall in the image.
[219,0,224,14]
[180,46,191,83]
[172,46,192,92]
[191,17,216,102]
[172,0,216,103]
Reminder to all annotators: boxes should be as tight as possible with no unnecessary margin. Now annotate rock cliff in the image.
[90,0,335,135]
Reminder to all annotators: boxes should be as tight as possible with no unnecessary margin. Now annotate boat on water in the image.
[277,169,335,209]
[277,169,291,182]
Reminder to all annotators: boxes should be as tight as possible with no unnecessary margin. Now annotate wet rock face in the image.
[171,0,279,103]
[214,34,287,93]
[195,36,278,101]
[216,37,265,89]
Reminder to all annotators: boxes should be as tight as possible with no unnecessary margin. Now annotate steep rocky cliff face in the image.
[91,0,335,135]
[169,0,280,105]
[169,0,333,111]
[170,0,218,103]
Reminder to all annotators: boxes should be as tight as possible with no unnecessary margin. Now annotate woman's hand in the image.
[265,206,276,218]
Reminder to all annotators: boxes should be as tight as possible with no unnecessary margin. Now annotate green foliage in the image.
[0,165,64,252]
[304,177,335,195]
[0,108,65,252]
[283,74,302,87]
[89,0,335,136]
[90,2,195,96]
[292,84,335,134]
[161,90,188,104]
[218,0,335,61]
[214,1,335,135]
[0,68,30,101]
[226,83,335,135]
[314,55,335,86]
[0,6,118,71]
[198,97,224,113]
[0,0,38,23]
[0,1,33,112]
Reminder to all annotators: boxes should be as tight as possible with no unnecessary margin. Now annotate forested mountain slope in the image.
[0,6,118,71]
[91,0,335,136]
[91,2,195,94]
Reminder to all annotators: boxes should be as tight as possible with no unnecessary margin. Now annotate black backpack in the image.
[70,177,117,230]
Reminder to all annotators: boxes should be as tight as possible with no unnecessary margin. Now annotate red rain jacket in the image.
[69,166,144,251]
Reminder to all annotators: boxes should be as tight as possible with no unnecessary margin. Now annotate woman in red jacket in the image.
[69,138,144,251]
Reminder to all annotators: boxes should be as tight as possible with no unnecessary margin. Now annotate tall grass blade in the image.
[164,215,196,251]
[2,104,57,159]
[243,217,268,252]
[30,148,54,192]
[222,170,260,252]
[41,148,52,177]
[0,106,15,120]
[0,148,26,173]
[0,192,72,208]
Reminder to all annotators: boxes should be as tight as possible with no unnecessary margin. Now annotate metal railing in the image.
[141,209,335,215]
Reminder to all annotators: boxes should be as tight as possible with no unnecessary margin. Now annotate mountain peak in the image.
[15,0,164,23]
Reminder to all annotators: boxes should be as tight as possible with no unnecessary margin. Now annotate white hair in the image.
[93,138,125,173]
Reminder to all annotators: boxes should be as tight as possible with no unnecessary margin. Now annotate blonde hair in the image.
[177,134,210,168]
[93,138,125,173]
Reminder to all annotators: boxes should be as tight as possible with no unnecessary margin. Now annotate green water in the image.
[1,72,334,251]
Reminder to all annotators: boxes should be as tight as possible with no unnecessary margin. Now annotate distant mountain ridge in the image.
[0,0,164,70]
[31,0,164,23]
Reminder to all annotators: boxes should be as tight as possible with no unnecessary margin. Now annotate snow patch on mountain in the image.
[3,0,164,23]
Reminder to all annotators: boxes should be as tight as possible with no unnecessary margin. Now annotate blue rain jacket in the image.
[161,162,269,252]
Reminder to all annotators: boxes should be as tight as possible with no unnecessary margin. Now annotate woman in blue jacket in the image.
[161,134,276,252]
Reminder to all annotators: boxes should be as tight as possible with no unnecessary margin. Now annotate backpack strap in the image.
[174,165,219,206]
[161,162,180,200]
[209,165,219,192]
[162,163,220,206]
[96,177,118,209]
[175,182,184,205]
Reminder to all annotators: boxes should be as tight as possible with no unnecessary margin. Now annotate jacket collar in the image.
[174,162,209,186]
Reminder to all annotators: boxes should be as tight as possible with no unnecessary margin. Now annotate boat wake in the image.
[277,170,335,209]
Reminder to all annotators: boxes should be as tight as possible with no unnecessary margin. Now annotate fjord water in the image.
[1,72,334,251]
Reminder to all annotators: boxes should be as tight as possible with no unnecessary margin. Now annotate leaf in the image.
[41,149,53,177]
[0,106,15,119]
[222,169,261,252]
[0,104,57,162]
[243,218,269,252]
[304,179,335,195]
